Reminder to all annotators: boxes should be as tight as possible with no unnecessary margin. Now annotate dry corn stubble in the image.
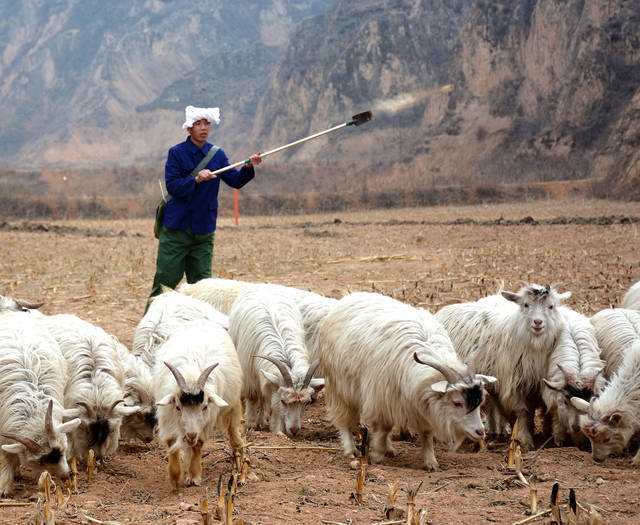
[1,200,639,524]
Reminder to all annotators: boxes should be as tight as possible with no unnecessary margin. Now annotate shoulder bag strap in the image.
[189,145,220,177]
[161,145,220,203]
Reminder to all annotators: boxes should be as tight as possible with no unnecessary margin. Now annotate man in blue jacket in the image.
[146,105,261,310]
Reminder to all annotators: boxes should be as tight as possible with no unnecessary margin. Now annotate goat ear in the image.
[557,291,571,302]
[607,412,624,427]
[261,370,281,386]
[476,374,497,385]
[309,378,325,393]
[1,443,25,455]
[59,418,82,434]
[210,393,228,408]
[501,291,519,303]
[430,380,449,393]
[155,394,175,407]
[570,397,590,412]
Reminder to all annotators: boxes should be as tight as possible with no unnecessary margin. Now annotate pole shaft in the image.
[207,122,349,177]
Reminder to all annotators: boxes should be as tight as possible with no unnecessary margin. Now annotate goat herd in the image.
[1,277,639,498]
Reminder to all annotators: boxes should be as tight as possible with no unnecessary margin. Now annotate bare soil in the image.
[1,198,639,525]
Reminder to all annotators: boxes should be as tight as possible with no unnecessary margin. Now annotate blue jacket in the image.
[162,136,255,234]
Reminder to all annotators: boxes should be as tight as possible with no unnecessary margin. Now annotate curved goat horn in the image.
[107,399,125,418]
[77,401,97,419]
[253,355,293,388]
[2,433,42,453]
[14,298,45,310]
[45,400,55,445]
[586,367,605,390]
[556,364,576,386]
[302,360,320,390]
[164,361,187,390]
[128,384,152,405]
[196,363,219,391]
[413,352,463,384]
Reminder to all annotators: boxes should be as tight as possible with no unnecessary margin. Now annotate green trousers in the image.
[146,225,215,312]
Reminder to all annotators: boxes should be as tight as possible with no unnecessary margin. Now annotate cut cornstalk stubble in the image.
[513,446,528,486]
[507,419,520,469]
[568,488,578,525]
[351,427,368,505]
[215,475,224,520]
[87,449,96,482]
[550,482,562,525]
[529,474,538,514]
[70,458,78,492]
[384,482,404,520]
[200,488,210,525]
[37,471,54,525]
[405,480,423,525]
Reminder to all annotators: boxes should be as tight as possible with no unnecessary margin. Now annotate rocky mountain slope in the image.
[0,0,332,165]
[1,0,638,198]
[249,0,639,196]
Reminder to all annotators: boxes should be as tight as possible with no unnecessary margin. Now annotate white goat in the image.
[133,290,229,369]
[153,319,243,489]
[178,278,252,315]
[286,289,338,363]
[542,307,605,446]
[317,292,496,470]
[39,314,139,461]
[435,283,570,447]
[114,344,157,443]
[590,307,640,378]
[621,280,640,311]
[0,313,81,496]
[229,284,324,437]
[571,340,640,465]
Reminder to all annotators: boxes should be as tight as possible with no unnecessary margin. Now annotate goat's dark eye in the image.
[454,401,463,408]
[202,405,208,411]
[523,303,529,308]
[548,305,553,310]
[175,405,181,411]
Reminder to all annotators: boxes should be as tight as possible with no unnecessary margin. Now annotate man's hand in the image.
[246,152,262,168]
[196,169,217,183]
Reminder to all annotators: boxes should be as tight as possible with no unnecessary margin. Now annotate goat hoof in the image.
[422,461,439,472]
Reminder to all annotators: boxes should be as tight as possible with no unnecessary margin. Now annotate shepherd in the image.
[146,105,262,312]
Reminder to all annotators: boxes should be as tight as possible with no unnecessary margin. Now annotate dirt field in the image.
[1,198,639,525]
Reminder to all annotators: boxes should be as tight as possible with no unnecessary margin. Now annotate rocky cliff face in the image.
[1,0,638,198]
[249,0,639,195]
[0,0,332,165]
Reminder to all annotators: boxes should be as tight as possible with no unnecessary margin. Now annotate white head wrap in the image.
[182,105,221,129]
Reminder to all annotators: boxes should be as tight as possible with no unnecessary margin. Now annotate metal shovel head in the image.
[348,110,373,126]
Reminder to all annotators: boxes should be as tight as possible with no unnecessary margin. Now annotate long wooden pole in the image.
[207,111,372,178]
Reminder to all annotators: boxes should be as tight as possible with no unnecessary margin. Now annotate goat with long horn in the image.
[0,313,82,496]
[317,292,496,470]
[229,284,325,437]
[153,319,244,490]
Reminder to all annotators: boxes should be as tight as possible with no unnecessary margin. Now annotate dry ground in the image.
[1,198,640,524]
